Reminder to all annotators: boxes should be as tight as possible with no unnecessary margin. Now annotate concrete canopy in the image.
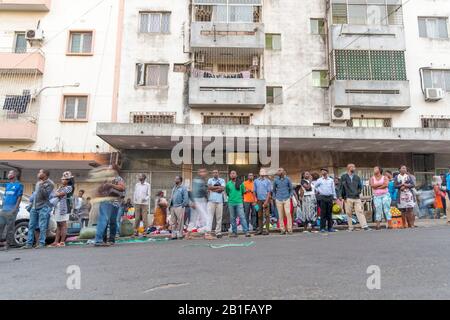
[96,123,450,154]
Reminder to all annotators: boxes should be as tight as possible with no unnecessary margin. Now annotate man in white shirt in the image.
[133,173,151,234]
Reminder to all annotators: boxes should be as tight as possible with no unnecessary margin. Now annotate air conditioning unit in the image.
[332,107,351,121]
[425,88,444,101]
[26,29,44,41]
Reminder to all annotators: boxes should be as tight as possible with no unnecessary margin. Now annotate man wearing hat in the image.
[314,168,337,233]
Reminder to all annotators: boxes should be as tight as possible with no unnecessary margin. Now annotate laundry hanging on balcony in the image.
[2,93,31,114]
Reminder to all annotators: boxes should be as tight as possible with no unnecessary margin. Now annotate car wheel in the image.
[14,221,29,247]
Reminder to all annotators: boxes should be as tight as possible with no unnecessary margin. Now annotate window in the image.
[422,117,450,129]
[332,50,407,81]
[265,34,281,50]
[193,1,262,23]
[62,96,88,121]
[331,0,403,26]
[203,116,251,125]
[422,69,450,92]
[140,12,170,33]
[14,32,27,53]
[418,17,449,39]
[348,118,392,128]
[310,18,326,35]
[131,112,175,124]
[68,31,93,54]
[266,86,283,104]
[136,64,169,87]
[312,70,329,87]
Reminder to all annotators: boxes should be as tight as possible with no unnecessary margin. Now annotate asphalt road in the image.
[1,224,449,300]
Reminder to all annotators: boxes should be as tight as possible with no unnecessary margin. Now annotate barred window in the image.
[203,116,250,125]
[136,64,169,87]
[140,12,170,34]
[193,0,262,23]
[421,118,450,129]
[131,112,175,124]
[333,50,407,81]
[331,0,403,26]
[347,118,392,128]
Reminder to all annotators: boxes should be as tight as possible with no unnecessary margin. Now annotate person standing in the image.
[433,182,445,220]
[49,171,74,247]
[370,166,392,230]
[94,165,126,247]
[273,168,294,235]
[207,170,225,238]
[298,172,318,233]
[22,169,54,249]
[339,164,370,232]
[395,165,415,228]
[315,168,337,233]
[0,170,23,251]
[226,171,250,238]
[73,189,85,219]
[133,174,150,235]
[188,168,214,240]
[80,197,92,228]
[169,176,189,240]
[243,173,257,231]
[254,168,272,235]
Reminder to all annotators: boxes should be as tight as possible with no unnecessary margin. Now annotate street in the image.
[1,222,449,300]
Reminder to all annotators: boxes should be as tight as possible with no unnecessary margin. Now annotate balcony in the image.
[329,25,405,51]
[0,105,38,142]
[191,22,265,51]
[0,0,51,11]
[330,80,411,111]
[189,78,266,108]
[0,49,45,74]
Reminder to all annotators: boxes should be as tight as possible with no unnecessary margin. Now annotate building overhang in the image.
[96,123,450,154]
[0,152,110,170]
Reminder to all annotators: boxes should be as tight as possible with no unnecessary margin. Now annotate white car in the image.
[0,188,57,246]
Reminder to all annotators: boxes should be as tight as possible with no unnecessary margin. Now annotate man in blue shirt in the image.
[315,168,337,233]
[254,168,272,235]
[169,175,189,240]
[207,170,226,238]
[273,168,294,235]
[0,170,23,250]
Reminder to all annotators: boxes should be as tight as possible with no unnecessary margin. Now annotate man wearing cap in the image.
[315,168,337,233]
[254,168,272,235]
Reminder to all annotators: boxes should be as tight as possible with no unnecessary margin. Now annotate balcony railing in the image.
[0,48,45,74]
[0,0,51,11]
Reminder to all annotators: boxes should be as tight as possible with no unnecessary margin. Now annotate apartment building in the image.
[1,1,449,199]
[0,0,121,192]
[96,0,450,201]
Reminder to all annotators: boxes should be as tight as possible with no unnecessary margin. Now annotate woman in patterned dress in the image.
[394,165,416,228]
[298,172,318,233]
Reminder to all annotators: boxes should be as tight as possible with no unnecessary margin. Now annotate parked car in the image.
[0,188,81,246]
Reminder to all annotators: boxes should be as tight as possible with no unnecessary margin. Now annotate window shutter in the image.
[418,18,427,37]
[273,87,283,104]
[140,13,149,32]
[77,97,88,120]
[422,70,432,89]
[146,65,159,86]
[136,63,145,86]
[161,13,170,33]
[71,34,82,53]
[272,34,281,50]
[438,18,448,38]
[159,65,169,86]
[65,97,76,119]
[444,71,450,92]
[82,33,92,53]
[149,13,161,33]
